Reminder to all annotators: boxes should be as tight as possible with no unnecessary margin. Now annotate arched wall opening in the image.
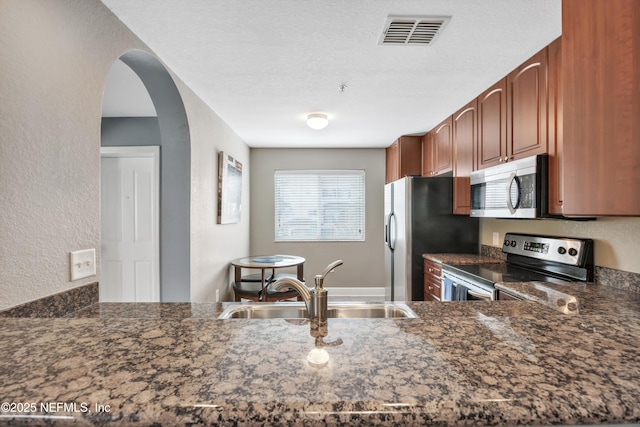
[100,50,191,302]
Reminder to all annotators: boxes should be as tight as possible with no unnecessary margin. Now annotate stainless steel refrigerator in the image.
[384,176,479,301]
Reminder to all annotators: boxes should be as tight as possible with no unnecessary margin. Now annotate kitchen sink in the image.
[217,302,418,319]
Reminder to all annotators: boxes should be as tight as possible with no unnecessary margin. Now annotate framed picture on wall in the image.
[217,151,242,224]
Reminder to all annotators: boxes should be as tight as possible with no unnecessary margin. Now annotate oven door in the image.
[442,271,497,301]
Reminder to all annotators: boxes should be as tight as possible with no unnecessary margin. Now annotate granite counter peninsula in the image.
[1,292,640,426]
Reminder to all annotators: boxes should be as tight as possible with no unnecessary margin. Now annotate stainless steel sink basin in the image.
[217,302,418,319]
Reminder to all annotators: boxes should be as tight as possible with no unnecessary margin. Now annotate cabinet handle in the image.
[428,268,433,273]
[499,158,503,163]
[504,156,509,162]
[428,286,433,291]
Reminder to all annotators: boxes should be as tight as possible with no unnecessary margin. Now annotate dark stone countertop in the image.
[2,283,640,426]
[422,253,505,265]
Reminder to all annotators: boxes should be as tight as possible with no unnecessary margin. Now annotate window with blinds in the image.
[274,170,365,242]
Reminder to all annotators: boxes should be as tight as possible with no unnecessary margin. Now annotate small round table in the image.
[230,255,305,301]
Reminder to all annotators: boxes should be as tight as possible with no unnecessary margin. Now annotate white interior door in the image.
[100,146,160,302]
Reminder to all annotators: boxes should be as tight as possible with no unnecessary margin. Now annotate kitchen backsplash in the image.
[480,244,507,261]
[595,267,640,294]
[0,282,98,318]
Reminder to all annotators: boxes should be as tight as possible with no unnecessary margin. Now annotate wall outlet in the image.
[70,248,96,281]
[215,289,220,303]
[492,232,500,246]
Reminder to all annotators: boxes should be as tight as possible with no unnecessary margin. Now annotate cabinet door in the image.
[423,260,442,301]
[547,37,564,215]
[562,0,640,215]
[433,116,453,174]
[453,100,477,214]
[476,79,507,170]
[421,132,435,177]
[385,142,398,184]
[397,136,423,178]
[385,136,422,184]
[507,47,548,161]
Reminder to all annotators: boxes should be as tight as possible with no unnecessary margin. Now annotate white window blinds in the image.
[274,170,365,242]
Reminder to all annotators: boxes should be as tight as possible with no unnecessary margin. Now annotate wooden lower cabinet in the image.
[423,259,442,301]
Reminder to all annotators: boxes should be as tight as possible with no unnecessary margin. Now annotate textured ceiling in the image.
[100,0,562,148]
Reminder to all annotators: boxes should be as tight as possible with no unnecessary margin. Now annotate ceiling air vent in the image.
[379,15,451,46]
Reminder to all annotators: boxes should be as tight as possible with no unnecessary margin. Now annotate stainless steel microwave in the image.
[470,154,549,219]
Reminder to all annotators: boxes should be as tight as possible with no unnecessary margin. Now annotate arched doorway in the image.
[100,50,191,302]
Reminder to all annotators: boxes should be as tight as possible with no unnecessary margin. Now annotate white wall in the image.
[480,217,640,273]
[250,148,386,289]
[0,0,249,310]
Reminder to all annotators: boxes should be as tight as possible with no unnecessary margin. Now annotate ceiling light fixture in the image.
[306,113,329,130]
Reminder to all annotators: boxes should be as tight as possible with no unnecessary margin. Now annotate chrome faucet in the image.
[270,260,343,323]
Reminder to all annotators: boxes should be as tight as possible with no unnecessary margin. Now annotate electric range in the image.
[441,233,594,301]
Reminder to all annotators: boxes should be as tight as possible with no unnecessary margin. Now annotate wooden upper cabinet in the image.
[385,141,399,184]
[476,78,507,170]
[421,132,435,177]
[507,47,548,161]
[547,37,564,216]
[562,0,640,216]
[476,47,549,171]
[434,117,453,174]
[385,136,422,184]
[452,99,477,214]
[423,116,453,177]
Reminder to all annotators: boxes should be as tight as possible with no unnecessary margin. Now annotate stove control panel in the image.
[502,233,588,266]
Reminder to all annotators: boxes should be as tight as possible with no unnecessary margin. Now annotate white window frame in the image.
[274,170,366,242]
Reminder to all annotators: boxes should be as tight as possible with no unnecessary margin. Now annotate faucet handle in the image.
[319,260,343,278]
[315,260,343,287]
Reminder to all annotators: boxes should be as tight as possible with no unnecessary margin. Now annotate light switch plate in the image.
[70,248,96,281]
[492,232,500,246]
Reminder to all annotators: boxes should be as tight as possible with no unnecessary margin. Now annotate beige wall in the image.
[0,0,249,309]
[187,91,250,303]
[480,217,640,273]
[250,148,386,288]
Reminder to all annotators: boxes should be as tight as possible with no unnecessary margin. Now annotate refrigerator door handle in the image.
[388,212,396,251]
[384,214,389,246]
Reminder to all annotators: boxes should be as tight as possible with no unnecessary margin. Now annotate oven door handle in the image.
[467,289,492,300]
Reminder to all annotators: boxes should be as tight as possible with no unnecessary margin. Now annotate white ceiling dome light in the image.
[306,113,329,130]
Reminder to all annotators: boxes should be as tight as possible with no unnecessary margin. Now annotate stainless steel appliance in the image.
[442,233,594,301]
[470,154,549,219]
[384,176,479,302]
